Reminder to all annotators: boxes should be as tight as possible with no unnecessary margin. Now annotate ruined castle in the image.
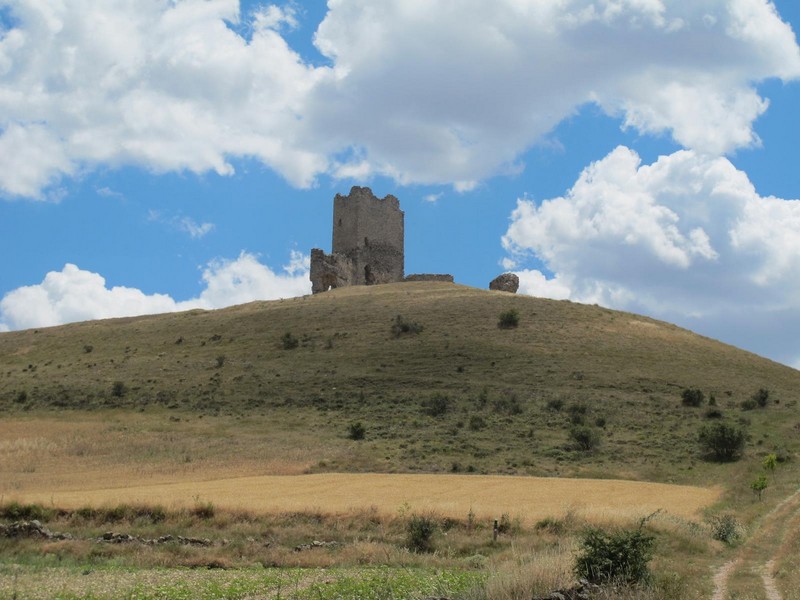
[310,187,405,294]
[310,186,516,294]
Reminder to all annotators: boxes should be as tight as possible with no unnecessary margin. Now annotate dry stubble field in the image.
[1,412,718,523]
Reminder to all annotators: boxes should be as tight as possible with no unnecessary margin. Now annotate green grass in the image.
[0,564,483,600]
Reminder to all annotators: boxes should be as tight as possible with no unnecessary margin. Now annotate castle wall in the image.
[404,274,454,283]
[309,248,355,294]
[332,186,404,259]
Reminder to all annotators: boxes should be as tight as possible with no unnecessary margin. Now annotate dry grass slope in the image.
[1,282,798,488]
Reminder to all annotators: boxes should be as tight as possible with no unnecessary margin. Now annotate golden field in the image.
[13,472,720,523]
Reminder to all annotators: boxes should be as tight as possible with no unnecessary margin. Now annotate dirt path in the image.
[711,488,800,600]
[711,559,739,600]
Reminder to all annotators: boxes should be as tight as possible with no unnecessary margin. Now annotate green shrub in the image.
[407,515,437,553]
[468,415,487,431]
[422,394,450,417]
[699,422,746,462]
[574,525,655,584]
[492,394,523,415]
[753,388,770,408]
[708,514,743,545]
[546,398,564,412]
[681,388,704,407]
[111,381,127,398]
[570,426,600,451]
[704,408,723,419]
[347,421,366,440]
[391,315,423,337]
[281,332,299,350]
[740,398,757,411]
[497,309,519,329]
[0,502,53,522]
[15,390,27,404]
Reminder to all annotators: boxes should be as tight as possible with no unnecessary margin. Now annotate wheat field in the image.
[15,472,718,523]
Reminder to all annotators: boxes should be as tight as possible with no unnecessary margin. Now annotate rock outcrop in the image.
[489,273,519,293]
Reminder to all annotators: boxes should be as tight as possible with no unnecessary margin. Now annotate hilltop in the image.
[1,281,798,484]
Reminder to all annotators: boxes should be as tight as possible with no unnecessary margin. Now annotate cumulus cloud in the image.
[0,0,328,198]
[503,146,800,365]
[0,251,311,330]
[306,0,800,184]
[1,0,798,198]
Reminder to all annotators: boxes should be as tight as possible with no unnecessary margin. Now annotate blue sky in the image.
[1,0,800,368]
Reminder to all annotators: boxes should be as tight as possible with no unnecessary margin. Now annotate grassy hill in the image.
[1,281,798,485]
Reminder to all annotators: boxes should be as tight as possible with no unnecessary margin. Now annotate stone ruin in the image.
[310,186,454,293]
[310,187,405,294]
[311,187,521,294]
[489,272,519,294]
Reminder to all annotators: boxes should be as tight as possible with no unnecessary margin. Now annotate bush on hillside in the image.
[570,426,601,452]
[681,388,704,407]
[497,309,519,329]
[111,381,127,398]
[422,394,450,417]
[391,315,423,337]
[347,421,366,440]
[740,398,757,411]
[752,388,770,408]
[281,332,299,350]
[698,422,746,462]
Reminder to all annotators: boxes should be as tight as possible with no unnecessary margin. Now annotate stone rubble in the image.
[0,520,72,540]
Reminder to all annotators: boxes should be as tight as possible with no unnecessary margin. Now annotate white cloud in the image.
[1,0,798,198]
[148,210,216,239]
[96,186,123,199]
[0,0,328,198]
[177,217,215,239]
[306,0,800,184]
[0,252,311,330]
[423,192,443,203]
[503,146,800,365]
[253,4,298,32]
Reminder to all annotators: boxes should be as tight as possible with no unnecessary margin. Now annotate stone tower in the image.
[310,186,405,294]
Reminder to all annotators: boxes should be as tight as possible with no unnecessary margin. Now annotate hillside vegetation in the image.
[1,281,798,486]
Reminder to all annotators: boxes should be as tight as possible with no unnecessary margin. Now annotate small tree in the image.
[681,388,704,407]
[497,309,519,329]
[750,474,768,501]
[698,423,746,462]
[763,453,778,475]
